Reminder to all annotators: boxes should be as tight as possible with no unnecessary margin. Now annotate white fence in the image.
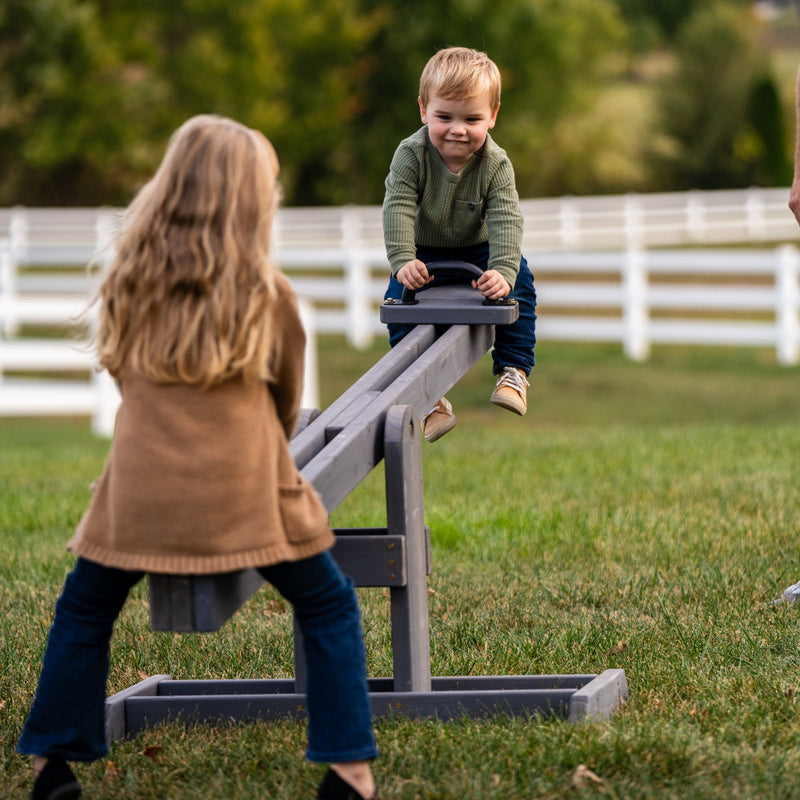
[2,187,799,435]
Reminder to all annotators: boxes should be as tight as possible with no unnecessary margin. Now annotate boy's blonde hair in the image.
[419,47,502,110]
[96,114,281,389]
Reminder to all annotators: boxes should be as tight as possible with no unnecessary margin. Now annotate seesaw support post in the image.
[292,404,431,694]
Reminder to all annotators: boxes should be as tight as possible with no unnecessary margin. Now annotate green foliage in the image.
[611,0,751,47]
[0,0,792,205]
[648,2,786,191]
[0,0,138,204]
[0,0,630,205]
[747,71,794,186]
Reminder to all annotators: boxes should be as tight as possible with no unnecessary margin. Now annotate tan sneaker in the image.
[490,367,529,415]
[422,397,457,442]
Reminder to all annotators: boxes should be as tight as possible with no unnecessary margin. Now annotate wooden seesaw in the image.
[105,262,627,744]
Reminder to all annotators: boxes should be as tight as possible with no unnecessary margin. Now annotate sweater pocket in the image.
[278,477,331,544]
[453,198,484,240]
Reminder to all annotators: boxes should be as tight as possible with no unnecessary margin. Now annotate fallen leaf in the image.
[142,745,164,761]
[572,764,604,790]
[104,760,122,782]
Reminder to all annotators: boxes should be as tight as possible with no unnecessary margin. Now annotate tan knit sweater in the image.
[382,127,523,287]
[67,272,334,574]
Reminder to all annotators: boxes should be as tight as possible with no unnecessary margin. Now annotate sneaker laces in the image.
[424,397,451,419]
[496,368,529,392]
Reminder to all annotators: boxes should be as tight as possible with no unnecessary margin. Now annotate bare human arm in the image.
[789,67,800,224]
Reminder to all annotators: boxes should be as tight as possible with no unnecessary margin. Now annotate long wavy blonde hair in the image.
[96,114,280,388]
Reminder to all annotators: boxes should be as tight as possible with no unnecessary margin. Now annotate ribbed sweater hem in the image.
[66,531,335,575]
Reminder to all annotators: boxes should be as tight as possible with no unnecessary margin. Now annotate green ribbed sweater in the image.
[382,126,523,287]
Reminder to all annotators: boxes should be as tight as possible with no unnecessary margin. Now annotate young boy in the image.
[382,46,537,442]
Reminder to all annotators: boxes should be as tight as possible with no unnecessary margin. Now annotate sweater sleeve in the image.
[383,141,421,275]
[485,157,524,288]
[268,273,306,438]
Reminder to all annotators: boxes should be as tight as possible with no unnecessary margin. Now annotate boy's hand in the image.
[396,259,431,290]
[472,269,511,300]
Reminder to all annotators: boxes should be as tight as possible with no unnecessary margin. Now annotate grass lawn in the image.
[2,339,800,799]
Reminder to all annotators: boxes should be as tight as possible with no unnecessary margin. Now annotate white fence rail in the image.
[2,188,799,435]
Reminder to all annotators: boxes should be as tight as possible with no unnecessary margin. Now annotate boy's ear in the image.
[488,103,500,129]
[418,97,427,124]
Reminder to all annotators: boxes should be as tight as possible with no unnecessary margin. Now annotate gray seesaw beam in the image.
[150,285,516,632]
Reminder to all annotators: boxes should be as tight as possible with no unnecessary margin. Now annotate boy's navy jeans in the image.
[18,553,378,764]
[383,242,537,375]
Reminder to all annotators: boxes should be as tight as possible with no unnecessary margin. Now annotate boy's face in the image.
[419,92,499,173]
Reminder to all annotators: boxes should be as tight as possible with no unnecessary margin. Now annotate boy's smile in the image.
[419,93,499,173]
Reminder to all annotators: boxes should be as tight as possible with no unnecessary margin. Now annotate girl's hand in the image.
[472,269,511,300]
[396,260,431,290]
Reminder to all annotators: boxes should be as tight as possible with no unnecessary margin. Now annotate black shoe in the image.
[316,767,375,800]
[31,758,82,800]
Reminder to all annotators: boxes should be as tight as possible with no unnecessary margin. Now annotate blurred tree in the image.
[648,2,783,190]
[0,0,630,205]
[0,0,154,204]
[746,72,793,187]
[95,0,384,206]
[11,0,784,206]
[0,0,382,206]
[610,0,752,48]
[611,0,696,48]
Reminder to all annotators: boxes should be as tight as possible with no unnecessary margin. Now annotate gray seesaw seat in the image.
[106,262,627,743]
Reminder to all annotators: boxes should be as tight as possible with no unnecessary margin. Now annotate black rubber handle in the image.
[400,260,488,304]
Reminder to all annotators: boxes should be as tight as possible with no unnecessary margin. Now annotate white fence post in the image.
[558,197,580,249]
[746,186,767,241]
[88,210,119,435]
[2,209,28,337]
[624,193,644,248]
[94,210,117,268]
[298,299,319,410]
[776,244,799,365]
[623,245,649,361]
[342,207,372,349]
[91,369,121,438]
[686,190,705,242]
[0,237,12,344]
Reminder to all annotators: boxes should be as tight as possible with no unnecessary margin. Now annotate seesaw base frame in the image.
[105,669,628,743]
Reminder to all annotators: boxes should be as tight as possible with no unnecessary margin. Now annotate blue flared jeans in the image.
[383,242,537,375]
[17,553,378,764]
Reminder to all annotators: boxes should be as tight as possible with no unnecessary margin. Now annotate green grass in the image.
[3,340,800,798]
